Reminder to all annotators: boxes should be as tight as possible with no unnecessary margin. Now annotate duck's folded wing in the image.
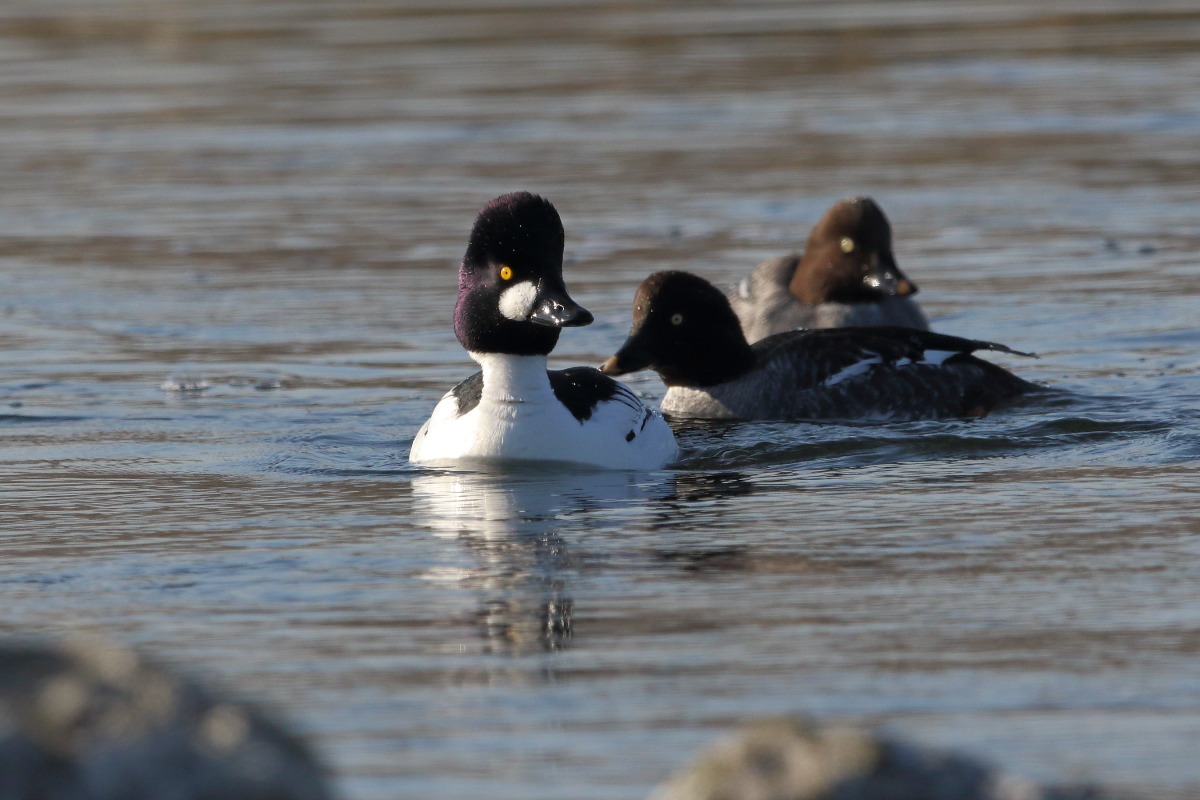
[549,366,647,422]
[751,327,1035,391]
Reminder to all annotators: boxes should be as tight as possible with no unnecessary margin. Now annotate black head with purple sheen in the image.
[454,192,592,356]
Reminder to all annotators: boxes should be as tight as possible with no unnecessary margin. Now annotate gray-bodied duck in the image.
[604,271,1036,421]
[729,197,929,342]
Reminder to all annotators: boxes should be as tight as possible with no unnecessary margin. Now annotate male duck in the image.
[602,271,1037,421]
[729,197,929,342]
[409,192,679,470]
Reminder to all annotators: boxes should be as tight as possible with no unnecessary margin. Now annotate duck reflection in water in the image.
[412,468,762,655]
[411,469,658,655]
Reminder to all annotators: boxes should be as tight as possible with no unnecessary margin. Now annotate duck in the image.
[601,271,1038,421]
[729,197,929,342]
[409,192,679,470]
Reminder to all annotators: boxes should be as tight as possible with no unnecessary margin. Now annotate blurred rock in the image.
[0,638,332,800]
[647,718,1135,800]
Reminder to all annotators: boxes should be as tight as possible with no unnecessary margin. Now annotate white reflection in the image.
[411,468,660,655]
[411,468,653,539]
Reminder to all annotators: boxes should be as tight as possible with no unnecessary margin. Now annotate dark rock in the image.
[0,638,333,800]
[647,718,1139,800]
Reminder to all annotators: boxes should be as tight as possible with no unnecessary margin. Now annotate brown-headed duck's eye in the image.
[840,237,855,254]
[670,313,684,326]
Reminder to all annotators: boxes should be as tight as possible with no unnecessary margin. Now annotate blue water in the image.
[2,2,1200,799]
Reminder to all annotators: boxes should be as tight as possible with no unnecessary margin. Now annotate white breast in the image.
[410,354,678,470]
[661,387,739,419]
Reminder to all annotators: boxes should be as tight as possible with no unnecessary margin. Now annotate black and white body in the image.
[729,197,929,342]
[409,192,678,470]
[604,271,1037,421]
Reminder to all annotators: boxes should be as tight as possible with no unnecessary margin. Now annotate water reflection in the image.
[411,469,658,655]
[660,470,755,504]
[410,468,766,654]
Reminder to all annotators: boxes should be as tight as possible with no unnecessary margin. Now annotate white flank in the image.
[498,281,538,321]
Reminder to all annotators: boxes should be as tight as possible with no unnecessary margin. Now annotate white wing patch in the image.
[820,347,958,388]
[498,280,538,321]
[920,350,957,365]
[823,355,882,386]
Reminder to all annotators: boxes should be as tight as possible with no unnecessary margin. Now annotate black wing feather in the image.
[751,326,1035,391]
[549,366,642,422]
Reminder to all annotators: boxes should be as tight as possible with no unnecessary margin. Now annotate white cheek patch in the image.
[498,281,538,321]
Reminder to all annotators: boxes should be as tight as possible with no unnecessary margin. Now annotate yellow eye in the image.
[840,237,855,254]
[670,313,683,326]
[499,265,513,280]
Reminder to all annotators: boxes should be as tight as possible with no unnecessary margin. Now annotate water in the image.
[2,1,1199,798]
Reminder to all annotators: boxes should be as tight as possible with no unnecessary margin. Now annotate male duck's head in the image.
[790,197,919,305]
[602,271,754,388]
[455,192,593,356]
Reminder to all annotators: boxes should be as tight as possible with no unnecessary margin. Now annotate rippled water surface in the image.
[2,1,1200,798]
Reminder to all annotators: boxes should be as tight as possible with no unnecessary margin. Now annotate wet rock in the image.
[647,718,1134,800]
[0,638,333,800]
